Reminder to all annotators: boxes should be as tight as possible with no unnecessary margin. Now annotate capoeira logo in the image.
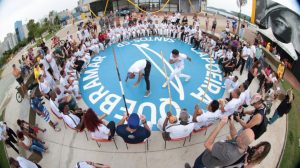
[133,43,185,100]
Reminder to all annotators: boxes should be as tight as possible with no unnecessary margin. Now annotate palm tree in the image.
[236,0,247,35]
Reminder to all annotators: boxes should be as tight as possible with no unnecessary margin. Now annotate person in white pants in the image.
[162,49,192,88]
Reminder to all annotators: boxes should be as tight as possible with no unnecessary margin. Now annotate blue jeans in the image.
[246,57,253,71]
[29,139,45,153]
[269,110,281,124]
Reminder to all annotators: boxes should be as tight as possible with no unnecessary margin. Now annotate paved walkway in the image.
[1,14,287,168]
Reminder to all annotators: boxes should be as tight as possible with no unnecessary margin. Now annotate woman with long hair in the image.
[83,108,116,140]
[244,141,271,167]
[247,60,261,85]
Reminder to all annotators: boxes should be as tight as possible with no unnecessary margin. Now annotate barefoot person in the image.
[162,49,192,88]
[125,59,152,97]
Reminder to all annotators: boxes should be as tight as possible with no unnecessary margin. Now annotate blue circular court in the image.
[79,37,225,130]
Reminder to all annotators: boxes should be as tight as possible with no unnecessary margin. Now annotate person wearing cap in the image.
[185,116,255,168]
[125,59,152,97]
[235,93,268,140]
[29,90,61,132]
[161,110,194,140]
[162,49,192,88]
[116,113,151,144]
[269,88,294,124]
[192,101,222,131]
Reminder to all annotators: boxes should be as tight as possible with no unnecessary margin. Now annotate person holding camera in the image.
[185,116,255,168]
[235,93,268,140]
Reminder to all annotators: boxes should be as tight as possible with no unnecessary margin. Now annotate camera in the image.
[229,111,245,122]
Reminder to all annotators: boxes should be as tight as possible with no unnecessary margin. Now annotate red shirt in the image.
[98,33,108,42]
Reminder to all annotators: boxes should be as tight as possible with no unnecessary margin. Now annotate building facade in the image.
[15,21,25,42]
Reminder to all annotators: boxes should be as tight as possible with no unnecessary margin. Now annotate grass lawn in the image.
[0,111,10,168]
[280,81,300,168]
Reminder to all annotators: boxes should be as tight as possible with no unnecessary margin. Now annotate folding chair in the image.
[164,134,191,149]
[125,139,149,151]
[92,137,118,150]
[189,124,213,142]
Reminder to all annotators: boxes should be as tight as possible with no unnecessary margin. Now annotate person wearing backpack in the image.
[235,93,268,140]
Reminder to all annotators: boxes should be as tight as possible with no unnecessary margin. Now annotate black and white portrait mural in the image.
[255,0,300,60]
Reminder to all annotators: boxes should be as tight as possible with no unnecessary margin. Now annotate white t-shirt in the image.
[40,58,50,70]
[77,31,83,41]
[242,46,250,60]
[39,80,50,94]
[17,156,38,168]
[239,89,251,106]
[223,98,241,116]
[194,110,222,130]
[0,122,7,141]
[90,124,110,140]
[166,123,195,139]
[62,113,80,129]
[170,53,188,69]
[128,59,147,74]
[250,45,256,58]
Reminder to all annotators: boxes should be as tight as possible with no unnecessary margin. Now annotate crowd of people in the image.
[1,11,295,168]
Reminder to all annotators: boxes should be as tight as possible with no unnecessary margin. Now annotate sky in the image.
[0,0,299,41]
[0,0,78,42]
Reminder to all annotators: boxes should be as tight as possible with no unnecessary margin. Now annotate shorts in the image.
[16,76,24,85]
[42,109,51,123]
[212,24,216,29]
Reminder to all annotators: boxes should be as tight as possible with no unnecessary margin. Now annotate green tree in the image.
[54,15,60,25]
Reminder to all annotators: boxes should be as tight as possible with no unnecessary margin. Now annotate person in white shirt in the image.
[162,110,195,140]
[9,156,40,168]
[238,82,251,107]
[221,89,241,116]
[83,108,116,140]
[45,49,60,81]
[246,43,256,71]
[192,101,222,131]
[0,122,19,154]
[162,49,192,88]
[49,91,63,119]
[126,59,152,97]
[77,28,83,42]
[39,63,56,90]
[38,75,51,99]
[60,103,83,131]
[224,75,239,93]
[239,43,251,75]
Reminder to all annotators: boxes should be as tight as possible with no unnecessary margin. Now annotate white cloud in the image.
[0,0,77,41]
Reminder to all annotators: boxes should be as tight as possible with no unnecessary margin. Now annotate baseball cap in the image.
[128,113,140,129]
[250,93,262,105]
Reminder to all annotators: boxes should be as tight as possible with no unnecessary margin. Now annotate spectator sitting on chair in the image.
[185,116,255,168]
[9,156,42,168]
[54,88,77,110]
[59,103,84,131]
[192,101,222,131]
[220,89,241,116]
[17,132,48,154]
[224,76,239,94]
[83,108,116,140]
[161,109,194,141]
[0,121,19,154]
[29,90,61,132]
[116,113,151,144]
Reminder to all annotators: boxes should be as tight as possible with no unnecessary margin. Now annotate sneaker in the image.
[162,82,168,88]
[54,127,61,132]
[144,91,151,97]
[185,76,191,82]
